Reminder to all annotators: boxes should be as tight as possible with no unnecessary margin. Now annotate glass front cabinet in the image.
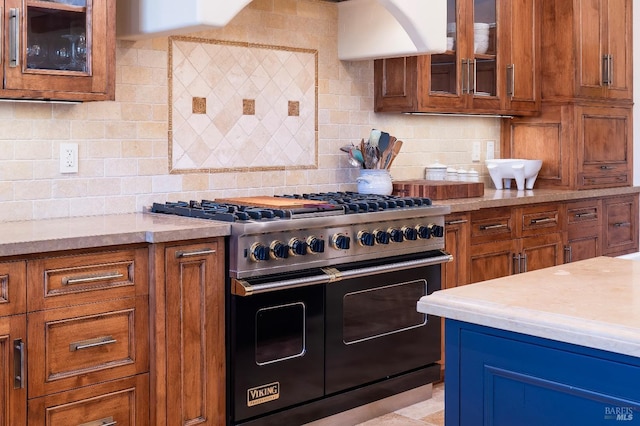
[374,0,540,115]
[1,0,115,101]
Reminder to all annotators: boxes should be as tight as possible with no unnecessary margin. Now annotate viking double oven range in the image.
[151,192,451,426]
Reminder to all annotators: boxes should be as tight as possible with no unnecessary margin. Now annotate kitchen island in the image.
[418,256,640,425]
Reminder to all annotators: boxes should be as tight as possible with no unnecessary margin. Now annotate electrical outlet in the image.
[472,141,481,162]
[60,143,78,173]
[486,140,495,160]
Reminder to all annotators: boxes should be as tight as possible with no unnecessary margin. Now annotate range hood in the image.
[116,0,447,62]
[337,0,446,61]
[116,0,252,40]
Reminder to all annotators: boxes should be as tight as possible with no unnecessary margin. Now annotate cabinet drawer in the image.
[0,261,26,317]
[603,195,639,255]
[566,200,602,236]
[28,374,149,426]
[579,173,629,189]
[519,204,561,237]
[28,297,149,398]
[27,247,148,312]
[470,207,514,245]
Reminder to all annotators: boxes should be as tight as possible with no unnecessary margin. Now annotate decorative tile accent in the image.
[243,99,256,115]
[192,97,207,114]
[168,36,318,174]
[288,101,299,117]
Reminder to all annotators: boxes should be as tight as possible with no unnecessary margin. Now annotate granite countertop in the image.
[433,186,640,213]
[0,213,231,257]
[418,256,640,358]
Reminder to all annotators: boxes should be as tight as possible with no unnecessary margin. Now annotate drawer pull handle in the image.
[575,212,597,219]
[614,222,631,228]
[175,248,216,258]
[70,336,117,352]
[8,8,19,67]
[63,272,124,286]
[530,217,556,225]
[79,417,116,426]
[600,165,615,170]
[446,219,468,225]
[479,224,508,231]
[13,339,24,389]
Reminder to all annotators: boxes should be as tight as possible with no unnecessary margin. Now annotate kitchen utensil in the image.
[378,132,391,156]
[369,129,381,147]
[385,140,403,169]
[340,145,353,153]
[364,143,379,169]
[348,147,364,167]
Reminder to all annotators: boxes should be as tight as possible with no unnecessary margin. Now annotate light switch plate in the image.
[472,141,481,162]
[486,140,495,160]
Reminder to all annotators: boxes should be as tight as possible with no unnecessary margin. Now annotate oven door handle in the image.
[334,252,453,281]
[232,273,333,296]
[231,251,453,296]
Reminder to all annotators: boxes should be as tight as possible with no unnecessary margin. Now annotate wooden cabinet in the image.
[541,0,632,102]
[151,240,225,426]
[0,0,115,101]
[23,247,149,425]
[443,213,470,290]
[469,204,563,283]
[374,0,540,115]
[502,102,632,190]
[602,195,639,256]
[564,199,602,263]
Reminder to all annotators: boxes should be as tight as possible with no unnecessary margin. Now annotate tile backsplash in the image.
[0,0,500,222]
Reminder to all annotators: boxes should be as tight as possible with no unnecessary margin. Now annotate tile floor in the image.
[355,382,445,426]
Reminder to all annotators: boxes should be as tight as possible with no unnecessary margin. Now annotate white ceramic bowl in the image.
[447,36,454,50]
[474,40,489,54]
[486,159,543,191]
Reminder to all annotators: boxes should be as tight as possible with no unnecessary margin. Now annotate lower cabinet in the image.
[602,195,639,256]
[151,239,225,426]
[564,199,602,263]
[0,314,27,426]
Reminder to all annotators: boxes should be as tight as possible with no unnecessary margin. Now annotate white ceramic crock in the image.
[356,169,393,195]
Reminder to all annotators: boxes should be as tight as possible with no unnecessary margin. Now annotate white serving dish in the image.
[486,159,542,191]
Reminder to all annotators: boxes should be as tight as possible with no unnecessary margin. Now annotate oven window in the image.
[342,280,427,344]
[255,302,306,365]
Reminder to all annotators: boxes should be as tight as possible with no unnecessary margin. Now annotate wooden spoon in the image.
[385,140,403,169]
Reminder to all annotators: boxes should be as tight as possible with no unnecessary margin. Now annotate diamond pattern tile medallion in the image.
[169,36,318,173]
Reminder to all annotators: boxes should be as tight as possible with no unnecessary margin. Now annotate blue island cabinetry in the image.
[445,319,640,425]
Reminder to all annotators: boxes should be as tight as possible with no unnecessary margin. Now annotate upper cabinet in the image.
[541,0,632,102]
[0,0,115,101]
[374,0,541,115]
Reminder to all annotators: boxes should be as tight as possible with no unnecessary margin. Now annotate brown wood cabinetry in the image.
[374,0,540,115]
[602,195,639,256]
[564,199,602,263]
[151,240,225,426]
[469,204,564,283]
[26,247,150,425]
[502,103,632,190]
[0,0,115,101]
[1,272,27,425]
[541,0,632,102]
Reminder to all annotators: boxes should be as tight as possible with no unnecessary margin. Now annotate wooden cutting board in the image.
[215,196,331,209]
[392,180,484,200]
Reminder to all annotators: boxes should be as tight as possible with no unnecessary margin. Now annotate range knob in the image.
[402,226,418,241]
[270,240,290,259]
[358,231,376,247]
[289,238,308,256]
[416,225,431,239]
[332,233,351,250]
[307,236,325,254]
[428,223,444,238]
[388,228,404,243]
[374,229,390,245]
[250,243,270,262]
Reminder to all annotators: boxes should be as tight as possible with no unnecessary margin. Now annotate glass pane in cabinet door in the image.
[473,0,496,96]
[430,0,457,95]
[26,2,89,72]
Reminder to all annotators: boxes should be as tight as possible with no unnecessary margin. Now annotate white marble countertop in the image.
[0,213,231,257]
[418,256,640,358]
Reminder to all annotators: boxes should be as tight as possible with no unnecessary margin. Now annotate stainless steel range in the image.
[151,192,451,426]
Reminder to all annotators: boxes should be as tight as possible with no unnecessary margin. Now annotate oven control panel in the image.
[230,216,446,278]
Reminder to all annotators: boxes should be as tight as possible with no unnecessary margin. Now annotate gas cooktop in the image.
[150,192,434,223]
